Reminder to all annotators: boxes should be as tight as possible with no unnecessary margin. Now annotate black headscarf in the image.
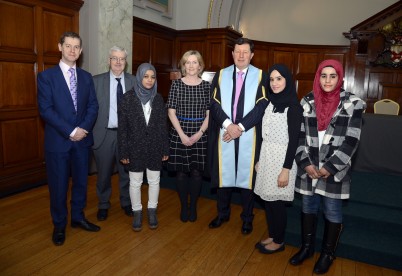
[267,64,299,113]
[134,63,157,106]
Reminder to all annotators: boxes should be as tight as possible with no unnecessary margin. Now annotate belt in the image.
[177,116,205,121]
[107,128,118,130]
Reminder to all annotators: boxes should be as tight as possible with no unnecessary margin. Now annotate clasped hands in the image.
[180,131,203,147]
[223,123,243,142]
[305,165,330,179]
[70,127,88,141]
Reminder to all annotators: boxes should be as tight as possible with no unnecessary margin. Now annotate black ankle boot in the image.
[289,213,317,266]
[313,219,343,274]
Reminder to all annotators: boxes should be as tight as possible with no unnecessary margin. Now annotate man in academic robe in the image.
[207,37,269,234]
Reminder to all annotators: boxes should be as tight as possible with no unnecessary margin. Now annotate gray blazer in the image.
[92,71,136,149]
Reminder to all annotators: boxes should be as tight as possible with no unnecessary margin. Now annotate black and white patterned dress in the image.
[167,79,210,172]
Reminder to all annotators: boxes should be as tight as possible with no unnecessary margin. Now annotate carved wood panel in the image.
[42,11,76,55]
[0,1,34,52]
[133,32,151,65]
[0,62,36,108]
[0,0,82,197]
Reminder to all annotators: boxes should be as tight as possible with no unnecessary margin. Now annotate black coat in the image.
[118,90,169,172]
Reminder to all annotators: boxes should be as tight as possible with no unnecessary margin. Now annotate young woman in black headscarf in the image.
[254,64,303,254]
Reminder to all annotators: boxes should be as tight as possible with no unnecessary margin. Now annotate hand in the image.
[71,127,88,141]
[189,131,202,144]
[180,133,192,146]
[305,165,320,179]
[277,168,289,188]
[226,124,243,140]
[318,167,331,178]
[120,158,130,165]
[162,155,169,161]
[222,131,232,142]
[255,161,259,172]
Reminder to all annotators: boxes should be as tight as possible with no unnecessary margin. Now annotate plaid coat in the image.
[295,90,366,199]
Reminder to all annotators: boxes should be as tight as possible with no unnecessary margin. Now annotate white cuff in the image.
[222,119,232,129]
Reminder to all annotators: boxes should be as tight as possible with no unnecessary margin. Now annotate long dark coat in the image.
[118,89,169,172]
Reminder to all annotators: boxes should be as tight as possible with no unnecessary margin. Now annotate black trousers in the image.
[264,200,287,244]
[216,187,254,222]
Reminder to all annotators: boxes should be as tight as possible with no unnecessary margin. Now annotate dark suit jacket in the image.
[92,72,136,150]
[37,65,99,152]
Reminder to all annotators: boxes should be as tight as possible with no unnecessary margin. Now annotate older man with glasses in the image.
[92,46,137,221]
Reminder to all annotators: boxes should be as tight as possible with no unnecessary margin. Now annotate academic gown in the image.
[207,64,268,190]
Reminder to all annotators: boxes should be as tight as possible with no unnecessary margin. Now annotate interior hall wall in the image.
[0,0,83,197]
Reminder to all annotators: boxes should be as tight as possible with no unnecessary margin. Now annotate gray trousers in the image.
[93,130,130,209]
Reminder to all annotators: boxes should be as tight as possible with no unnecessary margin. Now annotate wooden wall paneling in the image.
[321,53,347,64]
[296,80,314,99]
[174,29,206,74]
[204,27,241,71]
[297,52,319,75]
[151,34,175,99]
[395,72,402,84]
[0,1,35,52]
[152,36,174,68]
[1,118,40,166]
[0,0,83,197]
[379,83,402,108]
[352,56,368,101]
[251,44,269,72]
[272,50,294,68]
[133,31,151,67]
[365,70,394,99]
[133,17,177,99]
[0,62,36,109]
[206,40,226,71]
[42,10,77,55]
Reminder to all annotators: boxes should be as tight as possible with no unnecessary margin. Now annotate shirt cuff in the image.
[238,123,245,132]
[222,119,232,129]
[70,127,78,137]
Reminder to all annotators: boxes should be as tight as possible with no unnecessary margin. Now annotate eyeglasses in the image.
[110,57,126,62]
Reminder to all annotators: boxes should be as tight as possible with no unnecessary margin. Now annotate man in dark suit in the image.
[92,46,136,221]
[37,32,100,246]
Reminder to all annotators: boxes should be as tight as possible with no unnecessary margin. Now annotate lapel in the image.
[103,73,111,111]
[123,72,135,92]
[76,68,87,113]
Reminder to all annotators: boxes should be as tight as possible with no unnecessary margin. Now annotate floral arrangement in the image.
[373,19,402,68]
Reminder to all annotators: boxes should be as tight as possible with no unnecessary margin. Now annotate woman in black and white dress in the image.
[254,64,303,254]
[167,50,210,222]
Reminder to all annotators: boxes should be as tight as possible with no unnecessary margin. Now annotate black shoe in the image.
[241,221,253,235]
[71,219,101,232]
[97,209,108,221]
[208,216,229,228]
[52,227,65,246]
[122,205,134,217]
[259,243,285,254]
[255,241,265,250]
